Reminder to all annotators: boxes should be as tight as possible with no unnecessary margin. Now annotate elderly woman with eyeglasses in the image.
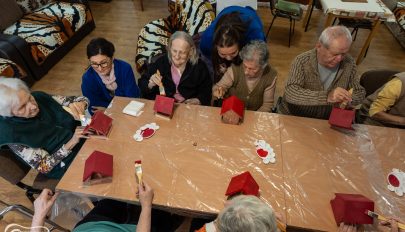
[81,38,140,114]
[139,31,212,105]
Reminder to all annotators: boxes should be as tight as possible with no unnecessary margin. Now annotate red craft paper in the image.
[154,95,175,117]
[221,95,245,119]
[83,111,113,136]
[225,171,259,197]
[256,148,268,158]
[83,150,113,182]
[388,174,400,187]
[330,193,374,225]
[141,128,155,138]
[329,107,355,130]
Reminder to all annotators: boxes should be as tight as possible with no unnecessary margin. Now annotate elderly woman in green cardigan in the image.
[0,77,88,179]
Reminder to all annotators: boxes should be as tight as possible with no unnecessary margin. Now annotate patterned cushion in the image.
[3,2,92,64]
[16,0,54,14]
[135,0,215,73]
[394,7,405,30]
[0,58,26,78]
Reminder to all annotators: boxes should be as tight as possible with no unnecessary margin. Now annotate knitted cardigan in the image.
[279,49,365,119]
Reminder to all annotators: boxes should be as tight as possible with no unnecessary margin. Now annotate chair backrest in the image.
[0,147,30,185]
[360,69,400,97]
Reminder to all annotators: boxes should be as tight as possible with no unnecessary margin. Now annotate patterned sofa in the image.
[383,0,405,48]
[0,41,35,86]
[135,0,215,75]
[0,0,96,80]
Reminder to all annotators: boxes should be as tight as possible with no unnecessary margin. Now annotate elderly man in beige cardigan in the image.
[279,26,365,119]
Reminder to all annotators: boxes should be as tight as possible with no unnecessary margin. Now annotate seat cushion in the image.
[276,0,301,16]
[3,2,91,64]
[0,57,26,78]
[15,0,54,14]
[0,0,23,31]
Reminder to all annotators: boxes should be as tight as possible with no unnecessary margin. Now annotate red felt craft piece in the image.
[256,148,268,158]
[83,111,113,136]
[141,128,155,138]
[388,174,400,187]
[225,171,259,197]
[83,150,113,182]
[154,95,175,117]
[221,95,245,119]
[330,193,374,225]
[329,107,355,130]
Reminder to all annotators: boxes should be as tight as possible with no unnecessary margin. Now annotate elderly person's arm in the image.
[368,78,405,125]
[258,76,277,112]
[347,69,365,107]
[8,128,85,174]
[188,61,212,106]
[212,67,234,99]
[284,56,330,106]
[52,95,89,120]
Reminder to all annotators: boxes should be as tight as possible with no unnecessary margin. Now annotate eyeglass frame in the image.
[89,58,112,69]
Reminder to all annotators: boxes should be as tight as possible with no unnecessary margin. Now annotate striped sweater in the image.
[278,48,365,119]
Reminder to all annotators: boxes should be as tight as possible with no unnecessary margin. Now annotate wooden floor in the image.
[1,0,404,230]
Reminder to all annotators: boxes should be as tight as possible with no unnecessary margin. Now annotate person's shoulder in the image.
[32,91,51,99]
[114,59,132,69]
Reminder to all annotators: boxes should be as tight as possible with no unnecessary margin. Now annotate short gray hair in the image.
[0,77,29,117]
[217,195,278,232]
[167,31,198,65]
[239,40,269,69]
[319,26,352,49]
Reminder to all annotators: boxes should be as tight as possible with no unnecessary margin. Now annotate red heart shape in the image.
[256,148,268,158]
[388,174,400,187]
[141,128,155,138]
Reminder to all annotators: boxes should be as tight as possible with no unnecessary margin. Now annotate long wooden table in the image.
[57,97,405,231]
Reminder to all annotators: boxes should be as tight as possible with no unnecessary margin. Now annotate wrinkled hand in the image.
[184,98,201,105]
[222,110,240,125]
[219,63,228,75]
[68,102,87,120]
[33,189,58,220]
[328,87,352,103]
[337,223,357,232]
[213,86,225,99]
[148,73,163,89]
[380,218,405,232]
[91,106,106,114]
[137,181,154,209]
[65,127,88,150]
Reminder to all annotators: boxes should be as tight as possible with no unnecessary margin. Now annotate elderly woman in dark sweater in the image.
[139,31,212,106]
[0,77,87,179]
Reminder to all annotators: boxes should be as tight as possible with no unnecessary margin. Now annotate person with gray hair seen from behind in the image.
[195,195,281,232]
[0,77,88,179]
[212,40,277,112]
[139,31,212,105]
[278,25,365,119]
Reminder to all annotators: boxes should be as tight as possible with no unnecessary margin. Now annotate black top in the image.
[138,55,212,106]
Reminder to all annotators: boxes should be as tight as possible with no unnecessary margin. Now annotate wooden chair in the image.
[266,0,303,47]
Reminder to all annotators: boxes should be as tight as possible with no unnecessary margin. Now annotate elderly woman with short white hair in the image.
[195,195,281,232]
[139,31,212,105]
[0,77,88,179]
[212,40,277,112]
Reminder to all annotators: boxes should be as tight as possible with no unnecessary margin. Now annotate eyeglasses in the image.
[89,59,111,69]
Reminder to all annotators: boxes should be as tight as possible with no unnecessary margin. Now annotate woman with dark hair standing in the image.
[199,6,266,83]
[82,37,140,114]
